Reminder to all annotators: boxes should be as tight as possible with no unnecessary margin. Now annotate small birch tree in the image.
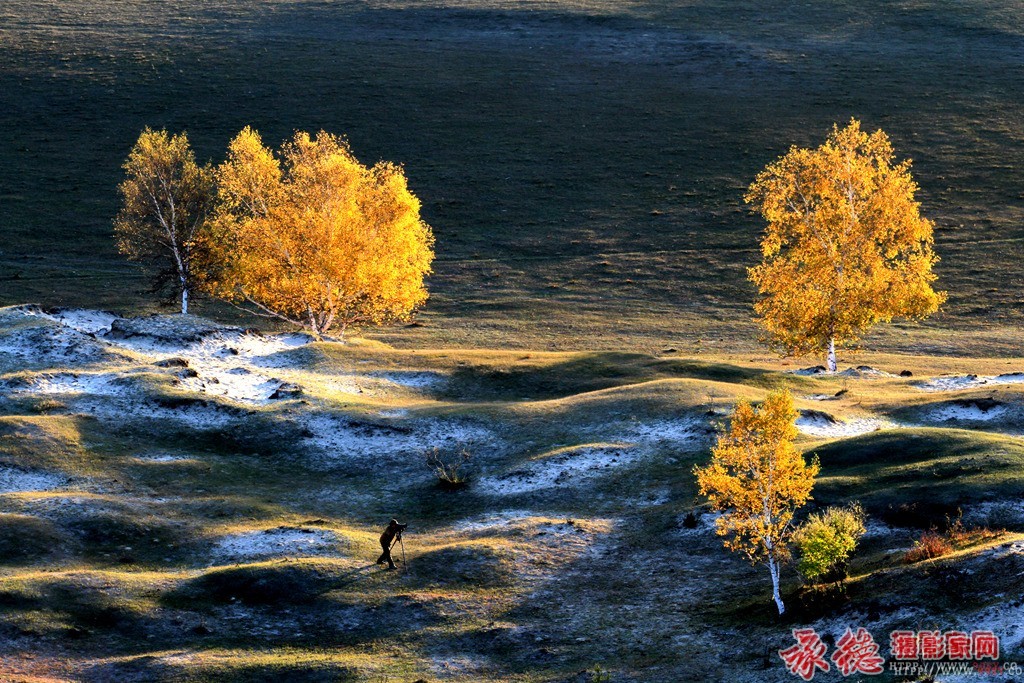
[694,389,818,615]
[114,128,216,314]
[746,119,945,372]
[204,127,434,338]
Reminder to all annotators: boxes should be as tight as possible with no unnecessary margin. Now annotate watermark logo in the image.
[779,628,1011,680]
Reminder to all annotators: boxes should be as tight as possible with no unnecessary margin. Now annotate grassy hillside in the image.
[2,308,1024,680]
[2,1,1024,354]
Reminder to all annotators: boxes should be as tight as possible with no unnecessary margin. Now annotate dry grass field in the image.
[3,2,1024,681]
[2,0,1024,355]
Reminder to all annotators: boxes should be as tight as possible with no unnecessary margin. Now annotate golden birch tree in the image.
[694,389,818,615]
[203,127,434,338]
[114,128,216,314]
[746,119,945,372]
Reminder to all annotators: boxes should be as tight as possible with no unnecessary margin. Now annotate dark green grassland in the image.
[2,0,1024,354]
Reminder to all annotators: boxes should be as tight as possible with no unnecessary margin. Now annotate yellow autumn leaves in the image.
[115,127,434,337]
[695,120,944,615]
[747,119,945,371]
[694,390,818,614]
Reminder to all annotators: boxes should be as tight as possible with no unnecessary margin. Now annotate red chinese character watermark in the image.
[780,626,1004,679]
[890,630,918,661]
[945,630,971,660]
[831,627,884,676]
[779,628,830,681]
[972,630,999,660]
[919,630,945,660]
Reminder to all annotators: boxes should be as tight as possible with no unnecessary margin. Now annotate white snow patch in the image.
[928,403,1008,422]
[477,444,641,496]
[916,372,1024,392]
[938,590,1024,675]
[0,467,67,494]
[210,527,346,561]
[303,415,493,460]
[74,394,240,429]
[0,324,113,364]
[860,520,895,539]
[616,418,702,445]
[796,413,888,438]
[109,329,313,403]
[371,371,446,389]
[12,372,128,397]
[804,394,838,401]
[43,309,118,335]
[676,510,723,536]
[176,369,284,403]
[134,453,189,463]
[792,366,829,376]
[963,501,1024,530]
[453,510,540,531]
[791,365,894,378]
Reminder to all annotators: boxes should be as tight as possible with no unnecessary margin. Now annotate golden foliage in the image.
[694,390,818,566]
[204,127,434,337]
[113,128,215,314]
[746,119,945,363]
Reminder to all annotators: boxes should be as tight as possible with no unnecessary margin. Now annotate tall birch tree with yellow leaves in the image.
[203,127,434,338]
[694,390,818,615]
[114,128,216,315]
[746,119,945,372]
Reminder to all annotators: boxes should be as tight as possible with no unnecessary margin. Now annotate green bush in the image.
[792,504,866,584]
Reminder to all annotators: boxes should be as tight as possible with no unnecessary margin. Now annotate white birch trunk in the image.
[826,337,837,373]
[181,285,189,315]
[768,556,785,615]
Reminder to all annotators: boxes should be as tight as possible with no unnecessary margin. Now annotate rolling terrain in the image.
[3,1,1024,681]
[1,306,1024,681]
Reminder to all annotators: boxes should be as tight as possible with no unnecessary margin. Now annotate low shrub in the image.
[904,531,953,563]
[425,445,473,490]
[792,504,866,584]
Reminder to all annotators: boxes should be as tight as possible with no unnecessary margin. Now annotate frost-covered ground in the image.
[3,306,1024,682]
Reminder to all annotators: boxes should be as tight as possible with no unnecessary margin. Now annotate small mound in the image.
[41,308,119,335]
[168,560,352,605]
[917,373,1024,392]
[409,542,515,588]
[108,315,244,345]
[210,526,347,562]
[799,409,841,425]
[0,318,120,366]
[62,511,182,559]
[0,514,66,563]
[838,365,895,378]
[795,411,885,438]
[792,365,894,378]
[477,444,641,495]
[927,398,1008,422]
[12,371,130,398]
